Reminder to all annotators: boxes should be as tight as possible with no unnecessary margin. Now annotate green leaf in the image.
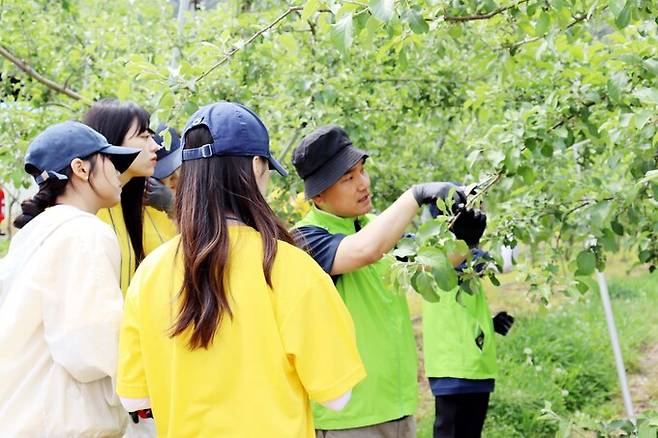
[518,165,536,184]
[611,219,625,236]
[158,91,174,111]
[526,1,538,17]
[633,88,658,106]
[405,10,428,34]
[459,278,478,295]
[589,200,612,230]
[535,11,550,36]
[301,0,320,21]
[416,219,443,243]
[116,80,130,101]
[369,0,394,22]
[416,247,445,268]
[643,59,658,77]
[651,183,658,200]
[639,250,653,263]
[615,3,632,29]
[279,34,299,56]
[576,250,596,276]
[607,80,622,103]
[599,228,619,252]
[331,14,354,53]
[411,270,440,302]
[609,0,626,16]
[429,252,458,291]
[576,275,598,293]
[392,237,416,258]
[575,279,590,293]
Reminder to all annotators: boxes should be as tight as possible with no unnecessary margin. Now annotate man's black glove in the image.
[450,208,486,247]
[411,182,466,210]
[145,177,174,214]
[493,311,515,336]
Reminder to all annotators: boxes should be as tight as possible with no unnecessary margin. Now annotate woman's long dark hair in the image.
[170,126,295,350]
[15,155,100,228]
[83,99,150,264]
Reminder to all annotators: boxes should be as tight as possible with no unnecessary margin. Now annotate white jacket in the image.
[0,205,126,437]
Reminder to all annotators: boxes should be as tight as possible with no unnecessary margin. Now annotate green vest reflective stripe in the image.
[422,284,497,380]
[295,206,417,429]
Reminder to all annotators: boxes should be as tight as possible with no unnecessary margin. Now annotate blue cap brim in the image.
[154,149,182,180]
[268,155,288,177]
[99,145,140,174]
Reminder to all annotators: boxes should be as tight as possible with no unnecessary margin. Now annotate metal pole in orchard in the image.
[595,270,636,423]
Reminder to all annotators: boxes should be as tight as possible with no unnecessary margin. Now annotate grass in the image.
[412,271,658,437]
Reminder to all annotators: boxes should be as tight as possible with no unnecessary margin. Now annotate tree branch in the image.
[448,169,504,228]
[443,0,530,23]
[195,6,304,84]
[504,7,604,53]
[0,44,85,102]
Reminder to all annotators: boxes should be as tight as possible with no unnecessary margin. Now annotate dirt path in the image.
[627,342,658,412]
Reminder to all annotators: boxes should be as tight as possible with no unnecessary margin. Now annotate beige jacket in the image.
[0,205,126,437]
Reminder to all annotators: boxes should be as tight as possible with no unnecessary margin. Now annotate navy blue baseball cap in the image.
[153,124,182,180]
[25,121,140,185]
[180,101,287,176]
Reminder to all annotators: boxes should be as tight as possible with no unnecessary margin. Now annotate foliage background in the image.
[3,0,658,433]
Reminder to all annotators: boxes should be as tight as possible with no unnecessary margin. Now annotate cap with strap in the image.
[179,102,288,177]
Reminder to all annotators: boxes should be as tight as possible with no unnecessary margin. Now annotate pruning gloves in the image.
[144,177,174,214]
[493,311,515,336]
[450,208,487,247]
[411,182,466,210]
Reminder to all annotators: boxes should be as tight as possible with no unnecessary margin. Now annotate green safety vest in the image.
[422,283,498,380]
[295,206,417,430]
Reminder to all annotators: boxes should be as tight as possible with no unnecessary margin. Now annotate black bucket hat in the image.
[292,125,368,198]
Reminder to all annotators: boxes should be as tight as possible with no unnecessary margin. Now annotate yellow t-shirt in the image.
[117,226,366,438]
[97,205,177,294]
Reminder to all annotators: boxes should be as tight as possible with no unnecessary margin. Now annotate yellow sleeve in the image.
[280,263,366,403]
[116,279,148,398]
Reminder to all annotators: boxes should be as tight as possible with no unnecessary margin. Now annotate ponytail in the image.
[14,172,70,229]
[15,154,101,229]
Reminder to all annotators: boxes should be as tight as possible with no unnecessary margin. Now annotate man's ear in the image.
[69,158,90,181]
[312,193,325,209]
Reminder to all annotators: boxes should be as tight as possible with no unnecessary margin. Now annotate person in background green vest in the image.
[424,212,514,437]
[291,125,487,438]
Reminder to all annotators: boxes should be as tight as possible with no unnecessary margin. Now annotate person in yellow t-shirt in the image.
[116,102,366,438]
[84,100,174,293]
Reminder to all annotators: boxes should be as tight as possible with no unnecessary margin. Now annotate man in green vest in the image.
[291,125,487,437]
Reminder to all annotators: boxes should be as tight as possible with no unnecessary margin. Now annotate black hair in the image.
[83,99,150,264]
[171,126,295,349]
